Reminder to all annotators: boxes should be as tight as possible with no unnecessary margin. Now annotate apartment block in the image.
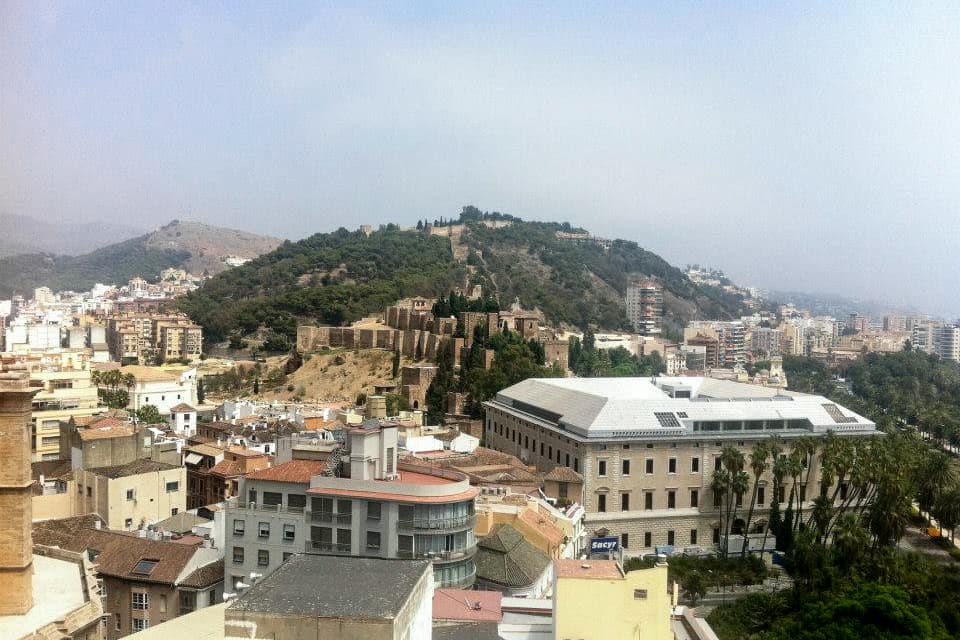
[28,364,101,461]
[625,281,663,336]
[74,459,186,531]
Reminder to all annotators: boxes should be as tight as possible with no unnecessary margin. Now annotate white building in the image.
[120,365,198,414]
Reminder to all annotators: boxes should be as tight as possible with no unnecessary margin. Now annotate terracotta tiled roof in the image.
[543,466,584,483]
[33,515,104,549]
[244,459,326,484]
[170,403,196,412]
[208,460,242,477]
[88,459,181,479]
[70,529,217,586]
[77,421,135,440]
[186,444,225,458]
[120,365,179,382]
[32,459,72,482]
[554,559,623,580]
[180,559,224,588]
[475,524,551,588]
[517,508,565,548]
[433,588,503,622]
[225,445,269,458]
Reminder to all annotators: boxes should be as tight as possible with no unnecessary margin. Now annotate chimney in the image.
[0,363,40,614]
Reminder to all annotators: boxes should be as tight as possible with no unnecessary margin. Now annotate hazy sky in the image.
[3,2,959,317]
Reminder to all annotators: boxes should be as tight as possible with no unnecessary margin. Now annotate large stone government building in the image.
[484,376,876,553]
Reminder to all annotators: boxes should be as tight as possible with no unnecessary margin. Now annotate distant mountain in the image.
[178,207,751,343]
[0,220,282,298]
[768,289,919,319]
[0,213,146,257]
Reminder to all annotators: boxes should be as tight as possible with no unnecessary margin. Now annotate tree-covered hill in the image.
[178,208,751,344]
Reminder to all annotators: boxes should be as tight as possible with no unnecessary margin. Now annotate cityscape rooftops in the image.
[554,558,624,580]
[475,523,551,589]
[433,588,503,622]
[227,554,431,620]
[307,462,479,504]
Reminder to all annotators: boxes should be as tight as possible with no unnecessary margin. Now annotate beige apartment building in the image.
[28,362,101,462]
[74,459,187,530]
[484,377,876,554]
[106,314,202,364]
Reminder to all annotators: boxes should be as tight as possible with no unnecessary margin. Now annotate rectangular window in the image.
[132,619,149,632]
[258,549,269,566]
[690,529,698,545]
[366,531,381,550]
[565,453,570,466]
[248,489,257,505]
[124,518,133,530]
[713,527,720,544]
[778,485,786,504]
[398,535,413,555]
[283,552,293,561]
[179,591,196,615]
[283,524,295,541]
[598,460,607,477]
[622,459,630,475]
[159,594,167,614]
[714,456,722,471]
[690,489,699,508]
[668,458,677,474]
[634,589,648,600]
[621,493,630,511]
[645,492,653,511]
[126,489,136,501]
[367,501,382,520]
[115,615,121,631]
[233,520,245,536]
[263,492,282,507]
[667,530,675,546]
[386,448,395,473]
[644,531,652,547]
[574,457,580,472]
[336,528,351,552]
[165,481,179,492]
[232,547,244,564]
[667,490,676,509]
[288,494,306,512]
[757,487,765,506]
[132,592,149,610]
[621,533,629,549]
[258,522,270,538]
[645,458,654,474]
[598,494,607,512]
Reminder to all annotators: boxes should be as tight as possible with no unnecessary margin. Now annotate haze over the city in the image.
[3,2,959,317]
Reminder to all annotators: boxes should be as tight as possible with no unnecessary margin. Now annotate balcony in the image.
[437,565,478,590]
[225,499,306,516]
[311,541,351,554]
[396,546,477,564]
[310,511,352,524]
[397,513,476,533]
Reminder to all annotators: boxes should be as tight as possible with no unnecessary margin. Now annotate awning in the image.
[184,453,203,465]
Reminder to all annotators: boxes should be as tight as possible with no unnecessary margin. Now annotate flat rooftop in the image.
[228,554,431,620]
[0,554,86,640]
[134,602,226,639]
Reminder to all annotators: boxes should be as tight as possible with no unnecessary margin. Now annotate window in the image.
[179,591,196,615]
[757,487,765,506]
[115,614,121,631]
[622,459,630,475]
[159,594,167,613]
[132,592,149,610]
[258,522,270,538]
[633,589,648,600]
[667,490,676,509]
[714,456,722,471]
[288,494,306,512]
[87,486,92,497]
[283,552,293,562]
[644,532,652,547]
[597,494,607,512]
[565,453,570,466]
[124,518,133,529]
[574,457,579,472]
[644,492,653,511]
[258,549,269,566]
[690,489,699,508]
[667,530,675,546]
[777,485,786,504]
[668,458,677,474]
[126,489,136,501]
[248,489,257,505]
[713,527,720,544]
[598,460,607,477]
[165,481,179,492]
[691,529,698,545]
[367,502,382,521]
[398,535,413,555]
[132,619,149,632]
[232,547,244,564]
[263,492,282,507]
[233,520,245,536]
[621,493,630,511]
[171,508,178,516]
[366,531,381,551]
[132,559,159,576]
[283,524,295,541]
[645,458,654,474]
[386,448,395,474]
[621,533,629,549]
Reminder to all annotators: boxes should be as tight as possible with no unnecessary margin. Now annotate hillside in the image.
[0,220,281,297]
[0,213,145,257]
[179,208,749,343]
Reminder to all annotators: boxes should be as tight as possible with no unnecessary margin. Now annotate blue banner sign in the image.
[590,536,619,553]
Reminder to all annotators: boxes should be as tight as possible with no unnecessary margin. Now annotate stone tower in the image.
[0,363,38,614]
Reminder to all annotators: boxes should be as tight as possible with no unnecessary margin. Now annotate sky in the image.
[2,2,959,317]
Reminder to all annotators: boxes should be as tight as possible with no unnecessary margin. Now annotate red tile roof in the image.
[244,459,327,484]
[433,588,503,622]
[208,460,242,477]
[170,403,196,412]
[543,466,584,483]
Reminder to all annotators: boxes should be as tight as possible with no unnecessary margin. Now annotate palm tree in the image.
[933,483,960,541]
[711,468,732,557]
[832,513,869,570]
[760,439,786,556]
[741,440,770,558]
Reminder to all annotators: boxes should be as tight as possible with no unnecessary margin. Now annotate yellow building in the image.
[28,362,101,461]
[553,558,672,640]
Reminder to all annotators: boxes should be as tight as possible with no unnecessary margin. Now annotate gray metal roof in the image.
[227,554,431,619]
[490,376,875,438]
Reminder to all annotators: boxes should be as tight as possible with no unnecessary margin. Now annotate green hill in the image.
[178,208,750,344]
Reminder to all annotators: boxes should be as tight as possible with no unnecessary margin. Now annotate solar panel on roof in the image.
[654,412,681,428]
